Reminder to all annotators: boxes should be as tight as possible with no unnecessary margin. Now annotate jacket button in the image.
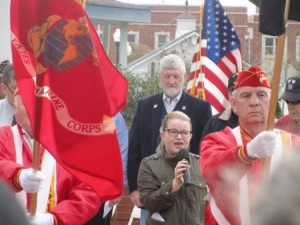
[165,192,169,195]
[162,182,165,185]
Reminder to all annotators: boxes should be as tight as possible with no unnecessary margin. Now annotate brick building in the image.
[124,4,300,83]
[88,1,300,88]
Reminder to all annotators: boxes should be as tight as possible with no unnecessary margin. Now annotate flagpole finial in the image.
[185,0,188,13]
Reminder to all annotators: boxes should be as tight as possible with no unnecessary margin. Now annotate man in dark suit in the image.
[127,54,212,225]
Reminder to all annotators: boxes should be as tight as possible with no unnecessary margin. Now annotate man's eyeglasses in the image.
[165,129,192,138]
[5,84,16,94]
[285,100,300,105]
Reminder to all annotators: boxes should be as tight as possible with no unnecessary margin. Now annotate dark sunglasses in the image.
[285,100,300,105]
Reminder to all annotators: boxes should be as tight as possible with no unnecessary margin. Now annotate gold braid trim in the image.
[238,147,255,164]
[13,169,23,189]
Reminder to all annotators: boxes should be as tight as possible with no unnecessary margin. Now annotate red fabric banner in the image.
[10,0,128,201]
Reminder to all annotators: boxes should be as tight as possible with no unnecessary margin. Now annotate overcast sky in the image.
[117,0,257,14]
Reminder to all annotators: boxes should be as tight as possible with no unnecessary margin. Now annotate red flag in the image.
[187,0,242,115]
[10,0,128,201]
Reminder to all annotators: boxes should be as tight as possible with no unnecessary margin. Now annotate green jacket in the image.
[138,151,207,225]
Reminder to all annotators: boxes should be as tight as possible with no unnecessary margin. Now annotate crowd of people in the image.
[1,54,300,225]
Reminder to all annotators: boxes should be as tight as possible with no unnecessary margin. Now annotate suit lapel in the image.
[149,93,164,148]
[151,93,164,128]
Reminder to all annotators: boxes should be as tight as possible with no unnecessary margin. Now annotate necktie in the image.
[11,115,16,126]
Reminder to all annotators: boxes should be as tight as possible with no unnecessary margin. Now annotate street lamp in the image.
[96,24,103,40]
[113,28,120,67]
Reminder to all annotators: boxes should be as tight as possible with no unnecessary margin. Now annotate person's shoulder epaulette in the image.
[144,154,160,162]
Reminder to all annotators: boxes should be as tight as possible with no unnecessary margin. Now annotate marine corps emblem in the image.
[259,73,268,84]
[28,16,95,74]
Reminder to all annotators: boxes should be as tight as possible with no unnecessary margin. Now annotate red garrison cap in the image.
[234,66,270,90]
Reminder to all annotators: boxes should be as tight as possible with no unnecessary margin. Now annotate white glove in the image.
[19,168,45,193]
[28,213,54,225]
[246,131,277,159]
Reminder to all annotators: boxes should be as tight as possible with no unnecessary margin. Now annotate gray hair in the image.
[0,60,10,73]
[159,54,186,75]
[2,64,15,85]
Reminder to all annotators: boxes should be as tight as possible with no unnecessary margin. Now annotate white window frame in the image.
[262,35,287,58]
[128,31,139,52]
[154,32,170,49]
[262,36,277,56]
[296,36,300,62]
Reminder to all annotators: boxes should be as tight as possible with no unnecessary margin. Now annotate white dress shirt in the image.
[0,97,14,126]
[163,91,182,113]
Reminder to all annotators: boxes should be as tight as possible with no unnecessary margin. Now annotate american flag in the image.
[187,0,242,114]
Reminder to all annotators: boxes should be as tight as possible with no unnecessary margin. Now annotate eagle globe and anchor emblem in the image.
[28,15,96,73]
[27,15,114,136]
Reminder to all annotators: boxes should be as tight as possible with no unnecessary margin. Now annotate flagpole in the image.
[29,140,40,218]
[188,1,204,97]
[266,0,291,130]
[264,0,291,173]
[190,0,204,97]
[198,0,205,99]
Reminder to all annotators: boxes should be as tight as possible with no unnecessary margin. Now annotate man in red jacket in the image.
[0,92,101,225]
[200,66,300,225]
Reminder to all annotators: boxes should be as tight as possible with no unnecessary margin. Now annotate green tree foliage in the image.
[276,101,283,119]
[128,44,152,64]
[121,70,161,128]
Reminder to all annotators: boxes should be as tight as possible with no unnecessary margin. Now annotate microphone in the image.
[177,148,191,186]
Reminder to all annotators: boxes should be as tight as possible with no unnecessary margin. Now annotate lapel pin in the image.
[154,104,158,108]
[182,106,186,110]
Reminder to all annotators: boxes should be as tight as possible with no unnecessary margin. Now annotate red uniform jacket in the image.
[0,126,101,225]
[200,126,300,225]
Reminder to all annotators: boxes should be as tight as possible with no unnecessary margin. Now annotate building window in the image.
[263,36,277,56]
[296,36,300,62]
[261,35,287,72]
[262,36,287,57]
[155,32,170,49]
[128,32,139,52]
